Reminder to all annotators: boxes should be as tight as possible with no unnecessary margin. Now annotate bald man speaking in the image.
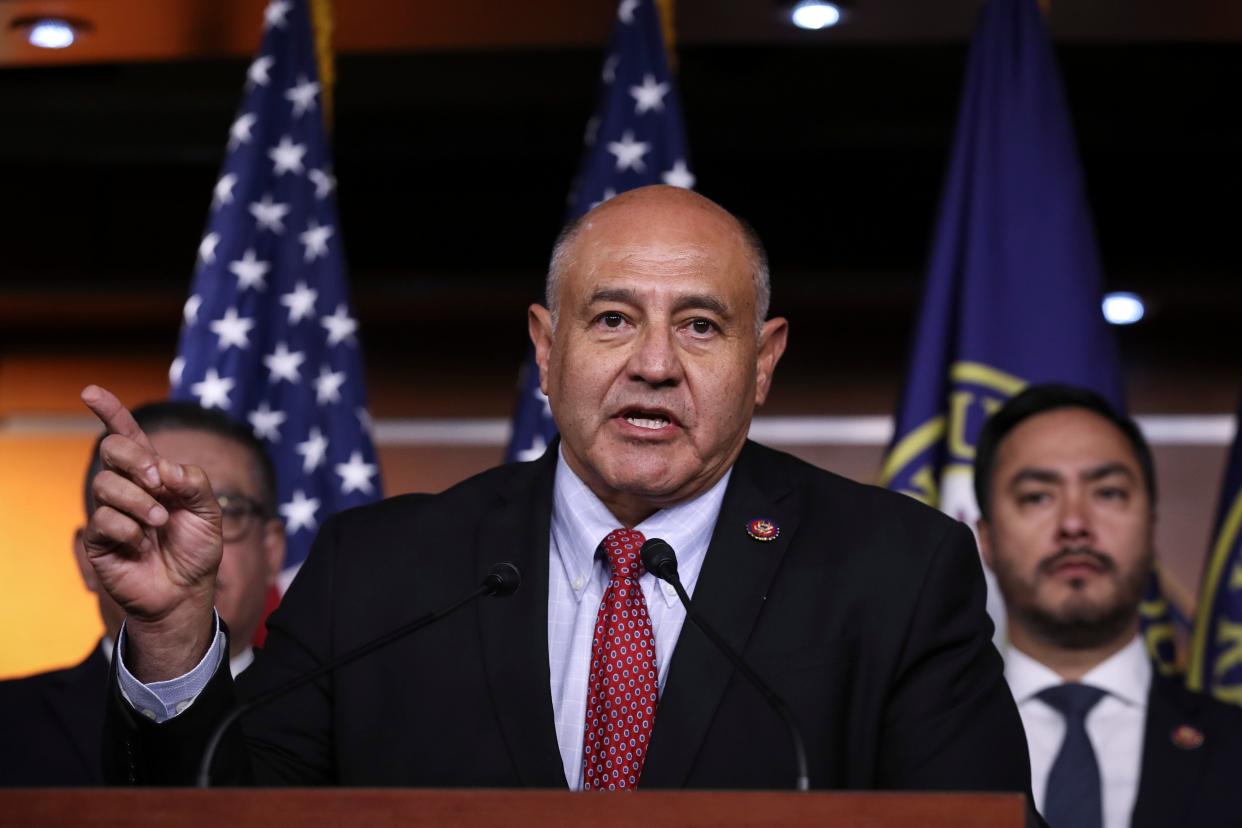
[86,186,1032,795]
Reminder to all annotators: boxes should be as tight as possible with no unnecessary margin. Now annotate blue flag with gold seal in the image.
[1189,394,1242,704]
[878,0,1182,662]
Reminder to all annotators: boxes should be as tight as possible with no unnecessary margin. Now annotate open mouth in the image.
[626,414,669,430]
[617,408,679,431]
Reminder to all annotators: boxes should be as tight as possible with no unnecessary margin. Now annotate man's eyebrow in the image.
[1008,468,1063,488]
[1007,463,1137,488]
[671,293,730,318]
[585,288,731,319]
[586,287,641,306]
[1081,462,1137,484]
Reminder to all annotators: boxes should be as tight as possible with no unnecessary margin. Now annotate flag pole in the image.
[309,0,334,128]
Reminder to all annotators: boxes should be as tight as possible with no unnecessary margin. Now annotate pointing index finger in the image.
[81,385,156,453]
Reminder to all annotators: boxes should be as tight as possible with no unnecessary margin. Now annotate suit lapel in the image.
[641,441,801,788]
[1131,674,1206,828]
[475,449,568,788]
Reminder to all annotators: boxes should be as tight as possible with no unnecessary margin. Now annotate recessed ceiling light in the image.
[27,18,76,49]
[1102,292,1146,325]
[790,0,844,31]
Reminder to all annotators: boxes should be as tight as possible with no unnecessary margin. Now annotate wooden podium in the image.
[0,789,1025,827]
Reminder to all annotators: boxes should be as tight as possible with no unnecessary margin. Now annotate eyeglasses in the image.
[216,492,267,542]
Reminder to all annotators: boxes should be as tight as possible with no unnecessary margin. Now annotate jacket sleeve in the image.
[102,622,250,785]
[876,520,1035,797]
[102,512,347,786]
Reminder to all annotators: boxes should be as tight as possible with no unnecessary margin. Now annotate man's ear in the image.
[528,304,555,396]
[976,518,996,572]
[754,316,789,406]
[72,527,101,593]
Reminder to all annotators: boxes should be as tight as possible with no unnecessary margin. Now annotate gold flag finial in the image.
[309,0,334,129]
[654,0,677,72]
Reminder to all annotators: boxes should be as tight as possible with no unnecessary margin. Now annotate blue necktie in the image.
[1038,683,1108,828]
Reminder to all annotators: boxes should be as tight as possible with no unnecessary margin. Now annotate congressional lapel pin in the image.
[746,517,780,542]
[1170,724,1205,750]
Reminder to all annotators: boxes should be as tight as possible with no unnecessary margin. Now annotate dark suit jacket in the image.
[1131,673,1242,827]
[0,644,108,786]
[105,440,1033,793]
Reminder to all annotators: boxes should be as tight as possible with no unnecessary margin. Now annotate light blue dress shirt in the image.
[547,446,727,788]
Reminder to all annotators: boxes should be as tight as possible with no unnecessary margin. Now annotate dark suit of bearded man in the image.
[1129,673,1242,827]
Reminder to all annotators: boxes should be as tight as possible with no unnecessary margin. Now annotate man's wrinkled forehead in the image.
[564,243,752,322]
[995,409,1146,485]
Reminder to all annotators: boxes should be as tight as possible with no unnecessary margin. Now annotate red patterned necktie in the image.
[582,527,659,790]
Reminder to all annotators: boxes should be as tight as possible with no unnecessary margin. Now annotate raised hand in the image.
[81,385,222,681]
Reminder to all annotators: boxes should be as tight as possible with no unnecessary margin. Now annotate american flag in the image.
[504,0,693,462]
[169,0,382,611]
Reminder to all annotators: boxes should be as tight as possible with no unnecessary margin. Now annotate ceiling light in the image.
[1101,292,1146,326]
[27,18,76,49]
[790,1,844,31]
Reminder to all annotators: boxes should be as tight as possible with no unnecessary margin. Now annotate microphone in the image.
[196,561,522,787]
[640,538,810,792]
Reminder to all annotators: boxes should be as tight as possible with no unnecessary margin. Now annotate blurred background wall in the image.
[1,0,1239,677]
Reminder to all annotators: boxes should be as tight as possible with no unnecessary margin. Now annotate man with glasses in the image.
[0,400,285,785]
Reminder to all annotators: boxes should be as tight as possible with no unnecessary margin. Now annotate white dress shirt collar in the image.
[1006,634,1151,708]
[550,444,731,608]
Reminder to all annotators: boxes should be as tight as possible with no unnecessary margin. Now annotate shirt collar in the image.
[550,445,731,608]
[228,645,256,678]
[1005,634,1151,709]
[1004,644,1064,703]
[1080,635,1151,707]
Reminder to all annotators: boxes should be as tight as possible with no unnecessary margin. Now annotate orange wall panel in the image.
[0,434,102,678]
